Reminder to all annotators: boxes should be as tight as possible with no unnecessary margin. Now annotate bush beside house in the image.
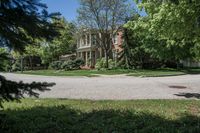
[49,58,85,71]
[95,58,115,70]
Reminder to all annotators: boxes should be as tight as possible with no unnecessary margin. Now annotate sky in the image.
[42,0,146,21]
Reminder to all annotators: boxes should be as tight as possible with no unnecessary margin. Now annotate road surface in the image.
[1,73,200,100]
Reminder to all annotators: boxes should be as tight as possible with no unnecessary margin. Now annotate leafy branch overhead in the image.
[0,0,62,52]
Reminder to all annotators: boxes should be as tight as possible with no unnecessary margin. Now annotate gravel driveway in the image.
[1,73,200,100]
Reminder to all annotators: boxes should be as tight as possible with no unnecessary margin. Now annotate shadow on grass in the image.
[1,105,199,133]
[175,93,200,99]
[182,69,200,75]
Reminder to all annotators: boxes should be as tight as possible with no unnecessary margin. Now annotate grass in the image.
[127,69,186,77]
[1,99,200,133]
[15,68,191,77]
[17,69,133,77]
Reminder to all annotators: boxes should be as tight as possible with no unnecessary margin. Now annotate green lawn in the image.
[1,99,200,133]
[18,69,132,77]
[16,68,189,77]
[127,69,186,77]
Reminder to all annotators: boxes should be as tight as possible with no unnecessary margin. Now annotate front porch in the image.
[77,48,103,68]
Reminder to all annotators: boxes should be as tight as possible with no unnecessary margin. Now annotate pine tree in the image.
[0,0,60,108]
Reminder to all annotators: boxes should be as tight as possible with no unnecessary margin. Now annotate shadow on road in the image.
[0,75,56,107]
[174,93,200,99]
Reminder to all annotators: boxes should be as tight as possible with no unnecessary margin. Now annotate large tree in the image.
[38,18,77,66]
[124,0,200,68]
[134,0,200,61]
[46,18,76,61]
[77,0,131,68]
[0,0,60,107]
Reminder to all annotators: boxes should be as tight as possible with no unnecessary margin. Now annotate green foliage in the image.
[125,0,200,63]
[38,45,52,66]
[49,61,63,70]
[61,61,72,70]
[38,19,76,65]
[73,58,85,69]
[0,48,10,71]
[95,58,115,70]
[50,58,85,71]
[11,60,21,72]
[0,0,61,52]
[95,58,107,70]
[51,18,76,56]
[0,0,60,108]
[24,45,40,57]
[108,59,115,69]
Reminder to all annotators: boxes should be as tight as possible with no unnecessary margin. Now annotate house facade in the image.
[76,30,123,68]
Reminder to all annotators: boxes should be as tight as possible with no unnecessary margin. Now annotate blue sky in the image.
[42,0,146,21]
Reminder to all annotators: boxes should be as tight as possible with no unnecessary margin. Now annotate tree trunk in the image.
[176,59,180,70]
[105,50,109,69]
[20,56,23,73]
[29,56,33,70]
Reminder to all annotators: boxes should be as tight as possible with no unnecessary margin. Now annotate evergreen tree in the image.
[0,0,61,52]
[0,0,60,107]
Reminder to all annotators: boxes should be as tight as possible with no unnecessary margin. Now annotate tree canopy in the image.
[124,0,200,67]
[38,18,77,65]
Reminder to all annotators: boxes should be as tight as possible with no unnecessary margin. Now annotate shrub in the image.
[95,58,106,70]
[61,58,85,71]
[73,58,85,69]
[5,62,12,72]
[49,61,63,70]
[108,59,115,69]
[61,60,73,71]
[95,58,116,70]
[11,61,21,72]
[50,58,85,71]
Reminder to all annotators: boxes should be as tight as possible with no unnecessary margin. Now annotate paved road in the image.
[1,73,200,100]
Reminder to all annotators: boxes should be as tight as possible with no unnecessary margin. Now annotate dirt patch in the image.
[188,105,200,115]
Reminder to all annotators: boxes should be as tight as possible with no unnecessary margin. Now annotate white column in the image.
[89,33,91,46]
[100,48,102,58]
[81,52,83,59]
[90,51,92,66]
[86,52,88,66]
[85,35,87,46]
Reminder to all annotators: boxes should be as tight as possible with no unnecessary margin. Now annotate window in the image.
[87,34,90,45]
[77,39,80,48]
[82,35,86,45]
[91,34,97,45]
[113,34,118,44]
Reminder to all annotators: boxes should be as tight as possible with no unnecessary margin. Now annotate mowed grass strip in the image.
[1,99,200,133]
[16,69,187,77]
[127,69,186,77]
